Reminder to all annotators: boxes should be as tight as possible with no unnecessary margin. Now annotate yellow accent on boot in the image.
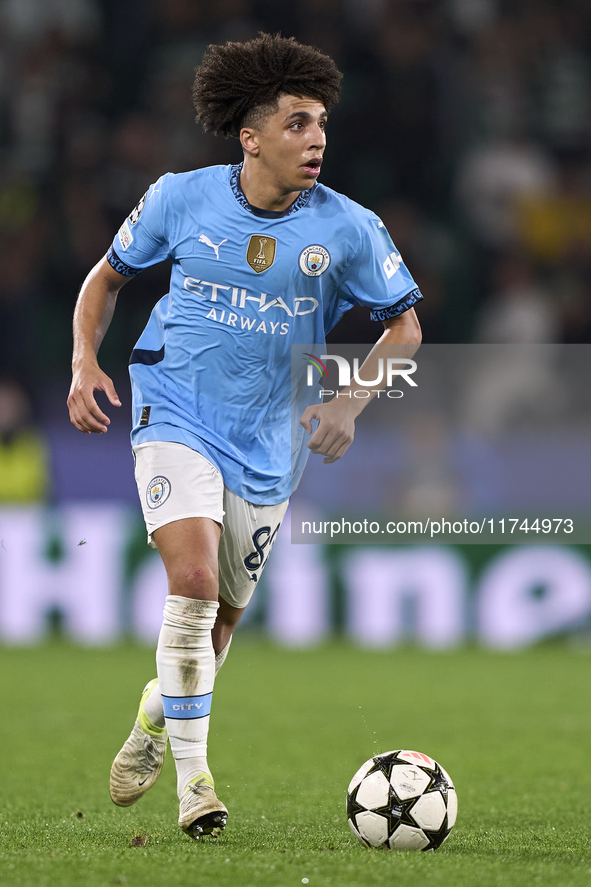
[137,678,167,738]
[184,772,215,794]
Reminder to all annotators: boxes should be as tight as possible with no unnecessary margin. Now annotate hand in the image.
[68,361,121,434]
[300,399,356,463]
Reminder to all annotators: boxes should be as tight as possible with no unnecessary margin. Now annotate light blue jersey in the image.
[108,164,423,504]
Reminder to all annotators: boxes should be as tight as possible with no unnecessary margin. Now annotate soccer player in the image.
[67,34,422,840]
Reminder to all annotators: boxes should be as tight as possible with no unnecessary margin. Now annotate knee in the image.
[169,562,218,600]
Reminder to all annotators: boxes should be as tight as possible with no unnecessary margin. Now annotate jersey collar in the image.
[229,163,314,218]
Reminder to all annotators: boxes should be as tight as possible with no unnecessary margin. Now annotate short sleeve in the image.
[338,213,424,321]
[106,174,172,276]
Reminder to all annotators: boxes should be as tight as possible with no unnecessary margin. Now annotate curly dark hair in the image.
[192,33,342,138]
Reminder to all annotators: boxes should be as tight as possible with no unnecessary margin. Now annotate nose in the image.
[310,122,326,149]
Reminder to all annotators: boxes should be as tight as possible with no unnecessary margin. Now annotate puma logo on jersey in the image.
[199,233,227,260]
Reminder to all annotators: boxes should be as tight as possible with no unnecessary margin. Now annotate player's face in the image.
[255,94,328,193]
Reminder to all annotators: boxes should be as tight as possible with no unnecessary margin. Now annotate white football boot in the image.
[110,680,167,807]
[178,774,228,839]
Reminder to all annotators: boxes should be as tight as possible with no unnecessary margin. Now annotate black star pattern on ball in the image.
[422,805,454,851]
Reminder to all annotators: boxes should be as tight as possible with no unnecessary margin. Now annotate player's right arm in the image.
[67,257,131,434]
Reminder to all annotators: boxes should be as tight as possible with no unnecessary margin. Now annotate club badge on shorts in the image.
[146,476,171,509]
[299,244,330,276]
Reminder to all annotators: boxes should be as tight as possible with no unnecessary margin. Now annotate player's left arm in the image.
[300,307,422,464]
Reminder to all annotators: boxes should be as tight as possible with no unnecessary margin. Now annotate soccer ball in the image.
[346,749,457,851]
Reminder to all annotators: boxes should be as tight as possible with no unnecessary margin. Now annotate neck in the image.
[239,157,302,212]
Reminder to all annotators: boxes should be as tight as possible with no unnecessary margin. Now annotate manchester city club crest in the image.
[299,244,331,277]
[146,476,171,509]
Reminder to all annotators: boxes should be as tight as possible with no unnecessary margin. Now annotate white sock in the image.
[214,635,232,673]
[141,636,233,731]
[156,595,219,798]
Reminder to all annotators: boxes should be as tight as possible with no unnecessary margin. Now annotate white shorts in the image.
[133,441,288,609]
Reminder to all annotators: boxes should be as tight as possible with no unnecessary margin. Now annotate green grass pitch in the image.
[1,640,591,887]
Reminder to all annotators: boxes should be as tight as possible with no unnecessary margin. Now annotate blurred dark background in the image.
[0,0,590,646]
[1,0,591,503]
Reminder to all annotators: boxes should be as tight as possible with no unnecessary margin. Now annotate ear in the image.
[240,127,260,158]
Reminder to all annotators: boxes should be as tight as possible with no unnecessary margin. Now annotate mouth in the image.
[301,157,322,177]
